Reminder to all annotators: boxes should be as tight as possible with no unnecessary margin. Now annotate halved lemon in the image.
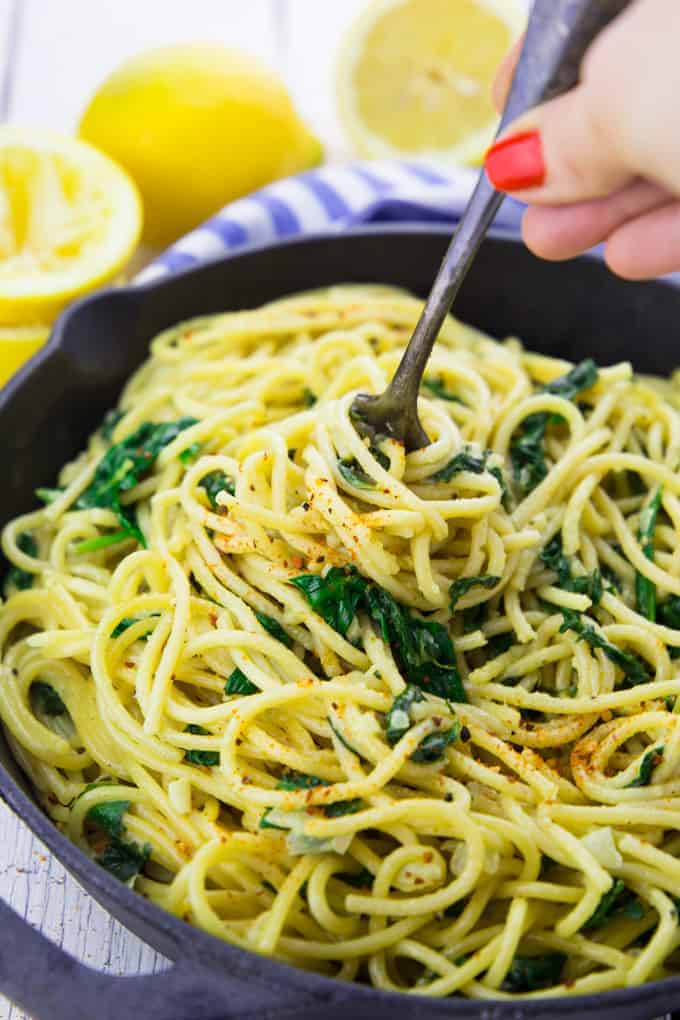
[0,128,142,325]
[336,0,526,165]
[0,324,50,387]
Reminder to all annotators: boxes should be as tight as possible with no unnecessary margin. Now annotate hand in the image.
[486,0,680,279]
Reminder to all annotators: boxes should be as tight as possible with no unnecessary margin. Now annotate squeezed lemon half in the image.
[0,323,50,388]
[0,128,142,327]
[337,0,526,165]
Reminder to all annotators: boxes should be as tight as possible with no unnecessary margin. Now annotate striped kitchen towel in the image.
[137,160,523,284]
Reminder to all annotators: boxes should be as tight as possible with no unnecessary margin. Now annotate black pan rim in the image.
[2,224,680,1013]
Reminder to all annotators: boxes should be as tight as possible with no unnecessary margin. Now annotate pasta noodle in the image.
[2,284,680,998]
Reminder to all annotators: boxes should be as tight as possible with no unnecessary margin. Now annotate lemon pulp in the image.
[0,129,142,326]
[0,324,50,388]
[338,0,526,164]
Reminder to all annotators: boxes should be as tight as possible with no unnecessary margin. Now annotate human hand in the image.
[485,0,680,279]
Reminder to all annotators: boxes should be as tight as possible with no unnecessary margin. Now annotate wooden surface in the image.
[0,2,364,1017]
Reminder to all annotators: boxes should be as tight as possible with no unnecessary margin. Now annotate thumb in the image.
[484,84,634,205]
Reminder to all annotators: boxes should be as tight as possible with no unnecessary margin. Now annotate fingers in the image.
[485,82,633,204]
[522,180,672,261]
[491,34,523,113]
[486,0,680,205]
[605,202,680,279]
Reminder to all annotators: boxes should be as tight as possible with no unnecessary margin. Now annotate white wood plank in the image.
[8,0,279,132]
[0,801,169,1020]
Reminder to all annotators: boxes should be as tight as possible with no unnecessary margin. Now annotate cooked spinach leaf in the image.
[584,878,626,929]
[449,574,500,611]
[6,532,37,591]
[35,487,63,505]
[183,724,220,766]
[337,446,390,489]
[543,359,598,399]
[635,486,663,621]
[432,447,487,483]
[384,685,459,761]
[323,798,362,817]
[86,800,130,838]
[255,612,293,648]
[274,771,361,818]
[627,746,663,788]
[111,615,159,639]
[100,409,124,441]
[199,470,236,510]
[385,685,425,744]
[291,568,467,701]
[485,632,514,658]
[290,567,366,637]
[276,772,326,792]
[179,441,202,465]
[658,597,680,658]
[335,867,374,889]
[583,879,645,929]
[422,377,464,404]
[511,360,598,496]
[30,682,66,716]
[328,716,361,756]
[364,584,466,702]
[502,953,566,993]
[601,563,622,594]
[540,535,603,604]
[558,609,650,687]
[462,601,488,633]
[73,530,132,555]
[659,596,680,629]
[96,837,150,883]
[432,447,510,509]
[76,418,198,547]
[225,668,258,696]
[410,724,460,763]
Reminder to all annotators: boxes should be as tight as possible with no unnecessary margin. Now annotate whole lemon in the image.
[79,44,323,247]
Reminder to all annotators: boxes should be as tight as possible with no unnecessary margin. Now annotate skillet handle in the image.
[0,896,399,1020]
[0,896,363,1020]
[0,896,234,1020]
[1,897,678,1020]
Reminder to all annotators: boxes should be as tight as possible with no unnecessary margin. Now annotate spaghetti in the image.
[2,284,680,998]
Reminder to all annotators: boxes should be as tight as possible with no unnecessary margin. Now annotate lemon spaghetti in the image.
[2,285,680,999]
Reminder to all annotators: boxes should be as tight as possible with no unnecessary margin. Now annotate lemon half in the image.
[0,129,141,326]
[337,0,526,165]
[0,324,50,388]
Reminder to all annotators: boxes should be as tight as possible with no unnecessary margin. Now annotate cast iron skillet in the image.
[1,226,680,1020]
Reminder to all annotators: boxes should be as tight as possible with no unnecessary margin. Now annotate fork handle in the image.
[389,0,634,450]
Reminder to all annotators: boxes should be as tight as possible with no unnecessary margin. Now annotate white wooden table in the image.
[0,2,364,1016]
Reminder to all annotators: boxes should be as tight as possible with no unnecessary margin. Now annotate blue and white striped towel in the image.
[138,160,523,284]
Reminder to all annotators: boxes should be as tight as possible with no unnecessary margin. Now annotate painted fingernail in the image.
[485,131,545,191]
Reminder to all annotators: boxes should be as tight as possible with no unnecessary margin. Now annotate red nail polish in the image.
[485,131,545,191]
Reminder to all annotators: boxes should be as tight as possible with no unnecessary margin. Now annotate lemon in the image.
[79,44,323,248]
[0,128,142,326]
[0,324,50,387]
[337,0,526,165]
